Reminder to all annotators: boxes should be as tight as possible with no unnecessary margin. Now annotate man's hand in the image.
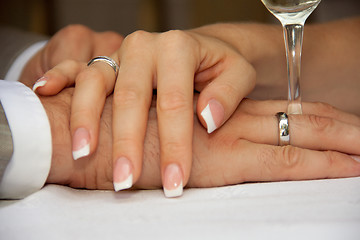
[41,89,360,190]
[19,24,123,87]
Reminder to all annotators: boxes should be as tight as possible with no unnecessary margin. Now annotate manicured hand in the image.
[36,29,256,197]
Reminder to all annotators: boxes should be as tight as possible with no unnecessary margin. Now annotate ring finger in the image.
[70,55,119,160]
[223,109,360,156]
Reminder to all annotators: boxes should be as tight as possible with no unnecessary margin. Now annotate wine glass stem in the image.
[283,23,304,114]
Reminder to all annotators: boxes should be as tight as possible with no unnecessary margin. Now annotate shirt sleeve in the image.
[0,80,52,199]
[5,41,47,82]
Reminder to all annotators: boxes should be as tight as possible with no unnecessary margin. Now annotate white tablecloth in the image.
[1,177,359,240]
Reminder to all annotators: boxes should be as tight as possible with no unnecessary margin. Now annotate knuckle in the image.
[322,151,337,168]
[123,30,152,48]
[102,31,124,42]
[313,102,337,116]
[306,114,334,132]
[159,30,197,51]
[113,88,142,109]
[47,24,92,68]
[157,91,190,113]
[232,56,257,89]
[245,62,256,88]
[258,146,302,174]
[75,69,107,96]
[216,81,239,99]
[278,146,302,169]
[77,68,104,85]
[60,24,92,40]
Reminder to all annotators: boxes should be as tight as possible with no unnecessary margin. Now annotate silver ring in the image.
[276,112,290,146]
[87,56,119,77]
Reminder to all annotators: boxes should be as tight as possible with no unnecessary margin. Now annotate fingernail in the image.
[32,76,48,92]
[72,128,90,160]
[113,157,133,191]
[200,99,225,134]
[163,163,183,198]
[351,155,360,163]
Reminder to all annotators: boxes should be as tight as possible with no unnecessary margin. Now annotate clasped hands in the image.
[22,24,360,197]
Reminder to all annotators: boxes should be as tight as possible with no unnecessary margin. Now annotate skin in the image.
[193,17,360,115]
[42,88,360,190]
[35,29,257,194]
[34,17,360,194]
[20,24,123,88]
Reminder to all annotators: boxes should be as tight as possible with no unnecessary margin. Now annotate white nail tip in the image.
[351,156,360,163]
[164,182,183,198]
[114,174,133,192]
[32,80,47,92]
[72,144,90,160]
[201,104,217,134]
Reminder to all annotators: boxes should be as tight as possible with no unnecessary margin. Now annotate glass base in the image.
[287,102,302,114]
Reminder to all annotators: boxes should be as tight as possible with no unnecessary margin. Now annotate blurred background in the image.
[0,0,359,36]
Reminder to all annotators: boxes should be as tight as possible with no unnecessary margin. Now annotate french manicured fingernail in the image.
[200,99,225,134]
[113,157,133,191]
[163,163,183,198]
[351,155,360,163]
[72,128,90,160]
[32,76,48,92]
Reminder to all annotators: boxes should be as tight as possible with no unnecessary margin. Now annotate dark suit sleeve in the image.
[0,27,48,80]
[0,101,13,181]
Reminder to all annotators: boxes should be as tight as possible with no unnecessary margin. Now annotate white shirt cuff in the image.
[5,40,47,82]
[0,81,52,199]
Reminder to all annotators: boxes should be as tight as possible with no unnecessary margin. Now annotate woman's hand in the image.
[19,24,123,87]
[34,17,360,196]
[44,90,360,190]
[36,29,256,197]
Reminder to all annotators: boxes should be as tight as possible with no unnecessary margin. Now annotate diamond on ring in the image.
[276,112,290,146]
[87,56,119,77]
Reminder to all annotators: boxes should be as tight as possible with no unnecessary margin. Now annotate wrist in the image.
[190,23,283,64]
[191,22,287,98]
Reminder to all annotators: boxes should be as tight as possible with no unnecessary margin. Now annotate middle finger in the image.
[112,32,154,192]
[156,31,200,197]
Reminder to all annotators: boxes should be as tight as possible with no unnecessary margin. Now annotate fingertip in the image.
[351,155,360,163]
[113,157,133,191]
[72,144,90,161]
[163,163,184,198]
[33,75,65,96]
[199,99,225,134]
[72,127,91,160]
[32,76,48,93]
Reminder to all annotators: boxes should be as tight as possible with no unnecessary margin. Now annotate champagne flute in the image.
[261,0,321,114]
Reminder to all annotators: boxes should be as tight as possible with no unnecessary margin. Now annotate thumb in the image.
[196,56,256,133]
